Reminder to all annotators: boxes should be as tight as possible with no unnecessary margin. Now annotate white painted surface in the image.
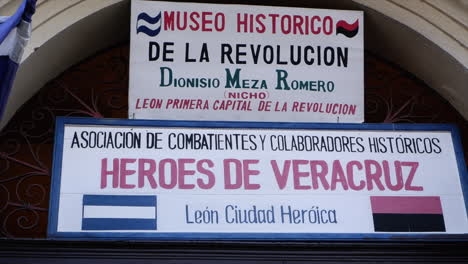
[54,123,468,234]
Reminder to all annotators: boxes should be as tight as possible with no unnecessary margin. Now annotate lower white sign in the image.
[48,118,468,239]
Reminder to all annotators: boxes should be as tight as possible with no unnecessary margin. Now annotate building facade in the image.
[1,0,467,262]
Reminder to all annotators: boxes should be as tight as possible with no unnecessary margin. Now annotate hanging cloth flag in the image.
[0,0,36,121]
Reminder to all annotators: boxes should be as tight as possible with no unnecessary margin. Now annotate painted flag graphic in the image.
[371,196,445,232]
[82,195,157,230]
[336,19,359,38]
[136,12,161,37]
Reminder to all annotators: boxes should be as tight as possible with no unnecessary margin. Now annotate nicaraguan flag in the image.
[371,196,445,232]
[82,195,157,231]
[0,0,36,120]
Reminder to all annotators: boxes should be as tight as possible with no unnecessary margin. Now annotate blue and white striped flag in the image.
[82,195,157,231]
[0,0,35,120]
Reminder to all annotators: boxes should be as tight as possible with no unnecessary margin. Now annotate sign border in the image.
[129,0,365,123]
[48,117,468,241]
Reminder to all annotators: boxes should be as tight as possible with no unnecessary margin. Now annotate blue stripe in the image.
[0,56,18,119]
[0,0,26,43]
[136,25,161,37]
[83,195,156,207]
[55,116,458,132]
[51,231,468,241]
[137,12,161,25]
[82,218,156,230]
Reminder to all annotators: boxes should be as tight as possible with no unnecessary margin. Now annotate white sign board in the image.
[129,0,364,123]
[48,118,468,240]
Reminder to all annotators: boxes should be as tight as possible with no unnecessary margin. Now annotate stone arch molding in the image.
[0,0,466,128]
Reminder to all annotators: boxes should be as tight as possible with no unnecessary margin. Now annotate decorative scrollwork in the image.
[0,45,129,238]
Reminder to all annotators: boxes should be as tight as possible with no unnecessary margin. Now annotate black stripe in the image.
[373,213,445,232]
[336,27,358,38]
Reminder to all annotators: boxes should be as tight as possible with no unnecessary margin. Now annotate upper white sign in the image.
[129,0,364,123]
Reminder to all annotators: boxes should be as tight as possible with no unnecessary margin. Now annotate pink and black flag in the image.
[370,196,446,232]
[336,19,359,38]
